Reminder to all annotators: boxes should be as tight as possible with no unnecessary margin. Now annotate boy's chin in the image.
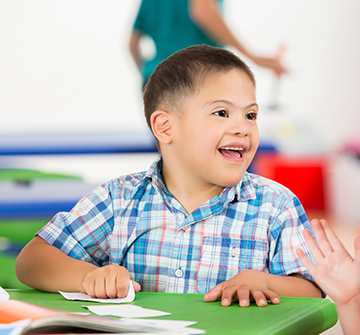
[217,176,244,188]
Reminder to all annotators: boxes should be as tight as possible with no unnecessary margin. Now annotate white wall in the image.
[225,0,360,152]
[1,0,359,150]
[0,0,144,133]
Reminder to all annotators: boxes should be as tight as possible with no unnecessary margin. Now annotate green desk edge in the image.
[7,289,338,335]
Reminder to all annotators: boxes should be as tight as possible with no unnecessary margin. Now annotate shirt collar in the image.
[144,155,163,184]
[143,156,172,204]
[234,171,257,202]
[143,156,256,204]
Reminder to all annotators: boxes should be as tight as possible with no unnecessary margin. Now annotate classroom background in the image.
[1,1,360,333]
[1,0,360,145]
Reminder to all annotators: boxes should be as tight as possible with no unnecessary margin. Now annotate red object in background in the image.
[253,154,327,211]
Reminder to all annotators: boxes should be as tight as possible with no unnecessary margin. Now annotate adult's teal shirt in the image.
[133,0,224,82]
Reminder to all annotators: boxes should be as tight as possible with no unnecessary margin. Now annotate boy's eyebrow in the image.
[205,100,259,110]
[244,102,259,110]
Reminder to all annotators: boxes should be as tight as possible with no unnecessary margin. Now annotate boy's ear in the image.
[150,110,173,144]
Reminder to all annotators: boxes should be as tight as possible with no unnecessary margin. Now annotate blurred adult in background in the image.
[129,0,287,86]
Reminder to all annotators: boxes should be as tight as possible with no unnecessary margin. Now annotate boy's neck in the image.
[161,161,225,215]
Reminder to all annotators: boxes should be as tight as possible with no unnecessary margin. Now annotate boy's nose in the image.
[229,119,249,136]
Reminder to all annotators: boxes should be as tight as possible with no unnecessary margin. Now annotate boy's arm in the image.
[15,236,140,298]
[204,269,321,307]
[16,236,95,292]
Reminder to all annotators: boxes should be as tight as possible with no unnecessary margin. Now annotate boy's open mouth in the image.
[218,147,245,159]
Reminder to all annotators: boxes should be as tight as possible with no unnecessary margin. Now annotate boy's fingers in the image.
[296,249,317,274]
[221,286,237,306]
[82,272,96,297]
[354,235,360,263]
[268,292,280,305]
[105,276,118,299]
[203,285,222,302]
[132,281,141,293]
[303,229,317,249]
[115,272,131,298]
[251,290,267,307]
[237,287,250,307]
[94,277,107,299]
[116,282,130,298]
[302,229,323,264]
[320,219,347,253]
[262,289,280,305]
[311,219,333,256]
[84,282,95,298]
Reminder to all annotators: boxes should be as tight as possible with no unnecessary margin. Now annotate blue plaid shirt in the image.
[38,156,316,294]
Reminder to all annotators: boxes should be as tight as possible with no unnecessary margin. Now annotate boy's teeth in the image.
[222,147,244,151]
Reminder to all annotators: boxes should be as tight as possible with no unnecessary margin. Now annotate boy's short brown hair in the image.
[143,44,255,131]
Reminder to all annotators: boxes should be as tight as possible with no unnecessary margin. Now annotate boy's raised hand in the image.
[82,265,141,299]
[297,219,360,307]
[203,269,280,307]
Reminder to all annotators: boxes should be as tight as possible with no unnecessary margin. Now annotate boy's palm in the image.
[297,219,360,307]
[315,249,360,307]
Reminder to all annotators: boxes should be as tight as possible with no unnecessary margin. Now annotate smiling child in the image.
[16,45,321,306]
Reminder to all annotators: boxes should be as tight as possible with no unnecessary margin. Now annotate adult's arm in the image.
[129,30,143,71]
[189,0,286,76]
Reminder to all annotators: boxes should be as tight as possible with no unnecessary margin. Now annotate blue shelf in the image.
[0,129,158,155]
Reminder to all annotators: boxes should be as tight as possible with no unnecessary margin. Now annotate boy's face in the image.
[170,69,259,189]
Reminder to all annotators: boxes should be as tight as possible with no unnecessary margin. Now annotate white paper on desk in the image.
[122,319,205,334]
[121,319,197,328]
[59,281,135,303]
[0,286,10,301]
[84,304,171,318]
[120,319,205,334]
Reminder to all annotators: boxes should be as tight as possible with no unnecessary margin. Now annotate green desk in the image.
[7,289,337,335]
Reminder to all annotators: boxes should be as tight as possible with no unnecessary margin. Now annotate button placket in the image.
[175,268,183,277]
[230,247,239,257]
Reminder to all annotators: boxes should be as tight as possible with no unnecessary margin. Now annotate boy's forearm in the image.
[15,236,96,292]
[266,272,322,298]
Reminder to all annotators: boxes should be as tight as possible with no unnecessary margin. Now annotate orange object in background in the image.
[253,154,327,211]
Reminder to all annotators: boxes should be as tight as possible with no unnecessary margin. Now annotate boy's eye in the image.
[214,110,228,118]
[246,112,257,120]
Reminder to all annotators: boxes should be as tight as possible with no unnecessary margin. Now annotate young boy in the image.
[16,45,322,307]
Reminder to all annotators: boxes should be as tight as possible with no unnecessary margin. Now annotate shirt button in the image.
[175,269,183,277]
[230,247,239,257]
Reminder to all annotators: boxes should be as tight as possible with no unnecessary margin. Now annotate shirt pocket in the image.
[196,236,267,294]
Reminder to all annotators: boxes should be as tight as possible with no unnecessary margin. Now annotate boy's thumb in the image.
[132,281,141,293]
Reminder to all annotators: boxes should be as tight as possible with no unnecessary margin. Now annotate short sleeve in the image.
[37,183,115,266]
[133,0,151,34]
[268,196,315,281]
